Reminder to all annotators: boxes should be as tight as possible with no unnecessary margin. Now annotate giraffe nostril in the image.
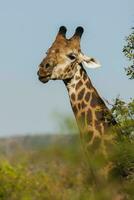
[40,63,44,68]
[46,63,50,68]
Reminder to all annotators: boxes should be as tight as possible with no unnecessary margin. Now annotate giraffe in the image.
[37,26,127,200]
[37,26,116,151]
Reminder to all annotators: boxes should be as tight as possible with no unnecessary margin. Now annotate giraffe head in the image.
[37,26,100,83]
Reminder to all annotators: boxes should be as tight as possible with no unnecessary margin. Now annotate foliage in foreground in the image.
[0,135,133,200]
[0,98,133,200]
[0,135,95,200]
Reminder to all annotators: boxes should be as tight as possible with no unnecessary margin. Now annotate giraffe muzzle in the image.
[38,76,49,83]
[37,70,50,84]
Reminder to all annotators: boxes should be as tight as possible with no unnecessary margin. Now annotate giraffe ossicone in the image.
[37,26,116,148]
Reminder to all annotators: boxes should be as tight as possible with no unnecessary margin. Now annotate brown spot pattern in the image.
[68,72,73,77]
[71,93,75,101]
[85,79,92,88]
[75,76,80,80]
[81,112,85,119]
[83,73,87,81]
[67,68,71,73]
[78,103,81,109]
[55,49,60,53]
[72,105,78,114]
[91,93,105,107]
[95,120,102,134]
[76,80,83,90]
[81,101,87,109]
[86,109,92,125]
[80,68,83,76]
[78,88,85,100]
[71,84,75,88]
[95,111,104,121]
[85,92,91,102]
[64,68,69,73]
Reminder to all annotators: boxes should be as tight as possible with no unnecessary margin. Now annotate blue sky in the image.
[0,0,134,136]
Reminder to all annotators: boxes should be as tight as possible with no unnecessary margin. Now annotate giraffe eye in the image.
[68,54,76,60]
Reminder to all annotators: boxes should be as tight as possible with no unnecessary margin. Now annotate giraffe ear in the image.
[80,54,101,69]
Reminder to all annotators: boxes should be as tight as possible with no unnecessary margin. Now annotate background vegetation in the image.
[0,98,133,200]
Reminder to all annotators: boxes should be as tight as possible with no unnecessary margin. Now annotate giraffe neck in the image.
[64,64,113,145]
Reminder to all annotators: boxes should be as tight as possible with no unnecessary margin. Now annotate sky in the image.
[0,0,134,137]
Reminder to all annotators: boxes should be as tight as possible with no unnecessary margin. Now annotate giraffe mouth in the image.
[37,70,50,83]
[38,76,50,84]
